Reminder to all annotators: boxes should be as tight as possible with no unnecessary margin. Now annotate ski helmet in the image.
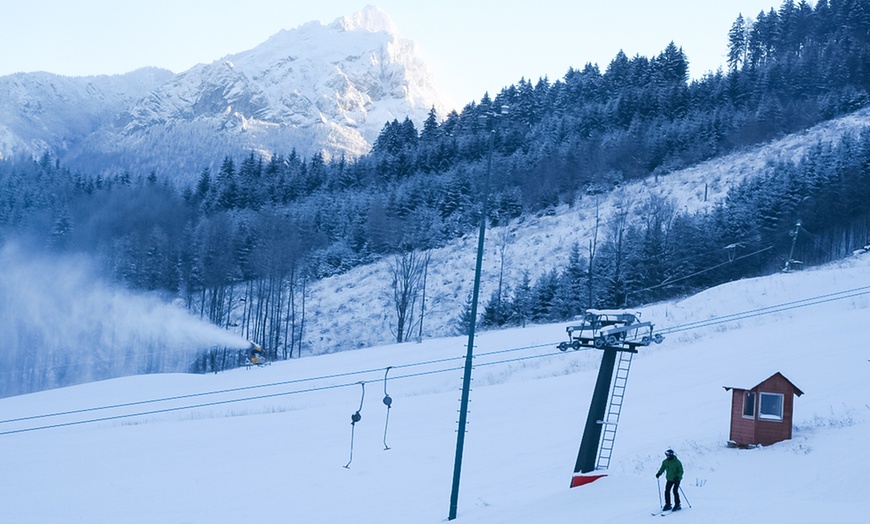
[665,448,675,457]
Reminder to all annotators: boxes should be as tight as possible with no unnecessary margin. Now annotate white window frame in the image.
[758,392,784,421]
[742,391,756,419]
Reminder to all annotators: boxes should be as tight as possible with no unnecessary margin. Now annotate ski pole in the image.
[656,477,662,508]
[678,485,692,508]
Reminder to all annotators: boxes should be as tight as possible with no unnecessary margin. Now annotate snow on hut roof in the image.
[723,371,804,396]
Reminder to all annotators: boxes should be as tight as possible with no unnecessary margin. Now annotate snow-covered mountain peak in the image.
[331,5,400,36]
[0,7,450,177]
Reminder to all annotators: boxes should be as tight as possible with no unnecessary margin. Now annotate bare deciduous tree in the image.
[389,250,426,343]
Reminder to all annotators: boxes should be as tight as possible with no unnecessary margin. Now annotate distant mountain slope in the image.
[0,6,450,178]
[0,68,173,160]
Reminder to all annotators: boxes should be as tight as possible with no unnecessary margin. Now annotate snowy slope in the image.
[226,6,445,140]
[303,105,870,353]
[117,6,445,150]
[0,68,173,159]
[0,251,867,523]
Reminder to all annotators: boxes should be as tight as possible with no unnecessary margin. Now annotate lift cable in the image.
[0,351,570,437]
[0,342,556,426]
[631,245,775,296]
[659,238,761,270]
[657,284,870,335]
[4,285,870,437]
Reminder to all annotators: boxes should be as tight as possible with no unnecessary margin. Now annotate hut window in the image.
[759,392,784,420]
[742,392,755,418]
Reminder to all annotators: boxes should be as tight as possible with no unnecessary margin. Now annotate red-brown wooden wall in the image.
[726,372,803,447]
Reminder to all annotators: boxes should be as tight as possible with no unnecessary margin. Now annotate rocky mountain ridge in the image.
[0,6,450,179]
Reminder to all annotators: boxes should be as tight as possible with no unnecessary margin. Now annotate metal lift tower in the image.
[556,309,663,487]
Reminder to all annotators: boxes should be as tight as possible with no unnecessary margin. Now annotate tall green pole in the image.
[449,121,496,521]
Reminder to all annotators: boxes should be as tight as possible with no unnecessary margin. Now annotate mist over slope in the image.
[0,243,249,397]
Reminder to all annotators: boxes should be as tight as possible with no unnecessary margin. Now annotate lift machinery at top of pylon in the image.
[559,309,664,488]
[557,309,663,352]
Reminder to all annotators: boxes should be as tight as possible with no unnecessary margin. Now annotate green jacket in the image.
[657,456,683,482]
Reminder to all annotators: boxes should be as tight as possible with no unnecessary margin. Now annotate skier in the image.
[655,448,683,511]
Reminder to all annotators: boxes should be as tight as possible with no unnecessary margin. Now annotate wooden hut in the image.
[723,372,804,447]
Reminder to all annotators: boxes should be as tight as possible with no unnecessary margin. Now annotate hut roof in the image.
[723,371,804,396]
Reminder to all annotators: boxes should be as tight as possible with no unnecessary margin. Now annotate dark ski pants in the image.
[664,479,681,506]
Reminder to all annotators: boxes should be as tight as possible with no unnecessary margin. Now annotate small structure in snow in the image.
[245,341,268,368]
[723,372,803,447]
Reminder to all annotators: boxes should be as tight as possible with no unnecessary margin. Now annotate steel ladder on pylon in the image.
[595,349,634,470]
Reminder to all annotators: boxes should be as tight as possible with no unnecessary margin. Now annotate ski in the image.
[651,508,684,516]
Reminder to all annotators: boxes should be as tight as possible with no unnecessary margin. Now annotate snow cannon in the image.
[246,341,267,367]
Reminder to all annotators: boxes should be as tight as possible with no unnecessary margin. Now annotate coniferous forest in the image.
[3,0,870,377]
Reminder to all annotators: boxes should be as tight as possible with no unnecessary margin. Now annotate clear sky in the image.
[2,1,780,110]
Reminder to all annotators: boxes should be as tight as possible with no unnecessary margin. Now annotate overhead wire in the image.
[0,349,574,437]
[657,238,757,270]
[798,224,835,258]
[657,284,870,335]
[3,283,870,437]
[0,342,556,426]
[631,244,775,296]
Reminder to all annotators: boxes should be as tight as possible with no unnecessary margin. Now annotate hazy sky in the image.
[3,1,780,110]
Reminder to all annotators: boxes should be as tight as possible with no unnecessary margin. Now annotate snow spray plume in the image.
[0,243,249,397]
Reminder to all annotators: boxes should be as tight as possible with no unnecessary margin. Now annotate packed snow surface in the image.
[1,251,868,523]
